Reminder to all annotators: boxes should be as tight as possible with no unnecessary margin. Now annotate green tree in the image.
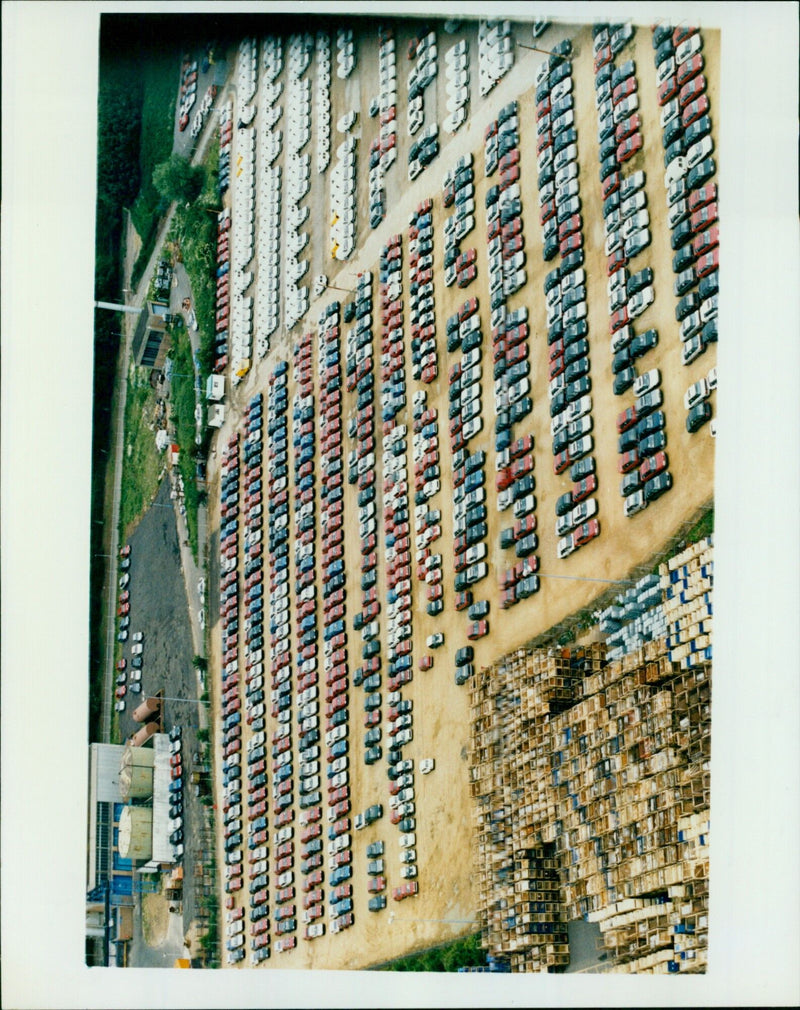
[152,154,205,204]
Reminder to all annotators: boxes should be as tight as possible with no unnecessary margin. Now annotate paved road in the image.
[101,67,229,743]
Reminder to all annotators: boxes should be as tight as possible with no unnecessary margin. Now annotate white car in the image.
[627,286,654,319]
[557,534,576,559]
[664,156,687,188]
[624,491,647,517]
[686,135,714,169]
[633,368,661,397]
[676,32,703,64]
[399,833,416,848]
[684,378,710,410]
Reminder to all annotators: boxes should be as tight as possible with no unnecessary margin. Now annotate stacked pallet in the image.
[598,573,667,661]
[660,536,714,669]
[468,543,712,972]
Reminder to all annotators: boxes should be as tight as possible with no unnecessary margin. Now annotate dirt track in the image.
[206,16,718,970]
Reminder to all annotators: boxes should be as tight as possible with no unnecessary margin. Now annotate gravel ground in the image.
[122,474,211,959]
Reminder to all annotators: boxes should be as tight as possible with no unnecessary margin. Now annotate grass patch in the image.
[380,932,486,972]
[130,50,179,288]
[685,505,714,545]
[169,135,220,388]
[167,320,202,562]
[118,368,165,541]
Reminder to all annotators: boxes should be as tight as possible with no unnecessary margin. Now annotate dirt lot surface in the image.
[206,16,718,970]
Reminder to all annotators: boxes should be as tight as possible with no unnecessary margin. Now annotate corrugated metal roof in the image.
[151,733,176,864]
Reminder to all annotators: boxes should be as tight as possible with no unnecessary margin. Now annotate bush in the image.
[153,154,206,204]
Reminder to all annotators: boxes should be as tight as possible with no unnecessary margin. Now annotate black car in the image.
[554,127,577,154]
[686,115,712,147]
[639,431,667,457]
[550,388,567,417]
[644,471,672,502]
[556,491,573,516]
[699,271,719,300]
[612,347,633,374]
[564,338,588,367]
[662,116,684,148]
[566,375,591,402]
[686,401,712,433]
[627,267,653,295]
[673,244,696,274]
[613,367,636,395]
[611,59,636,89]
[618,428,638,453]
[631,329,659,359]
[676,291,701,321]
[620,469,641,497]
[570,455,595,482]
[671,219,694,251]
[368,895,387,912]
[599,154,619,182]
[687,157,716,190]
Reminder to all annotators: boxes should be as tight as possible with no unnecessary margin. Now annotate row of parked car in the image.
[442,152,477,285]
[225,112,257,385]
[408,201,438,383]
[367,26,399,230]
[443,38,469,134]
[591,24,673,515]
[477,17,515,98]
[652,24,719,379]
[315,32,332,175]
[407,29,437,142]
[177,56,198,131]
[534,40,604,559]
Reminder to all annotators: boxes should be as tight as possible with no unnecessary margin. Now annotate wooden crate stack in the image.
[467,540,713,972]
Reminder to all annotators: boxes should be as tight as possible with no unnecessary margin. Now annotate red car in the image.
[457,265,477,288]
[554,450,571,475]
[619,450,640,474]
[548,354,565,381]
[657,75,679,106]
[499,149,520,171]
[456,248,477,270]
[458,297,478,322]
[467,620,488,640]
[536,132,552,156]
[610,307,630,334]
[640,451,668,481]
[617,133,642,163]
[560,232,583,257]
[673,24,698,47]
[572,474,597,503]
[695,247,719,279]
[615,114,640,143]
[393,881,419,901]
[558,215,581,242]
[682,94,709,128]
[368,876,386,893]
[691,202,717,233]
[501,164,520,186]
[679,75,706,108]
[594,45,612,72]
[617,406,638,433]
[689,182,716,214]
[574,519,600,547]
[677,53,704,87]
[116,659,127,671]
[601,171,621,199]
[607,247,628,276]
[612,77,637,104]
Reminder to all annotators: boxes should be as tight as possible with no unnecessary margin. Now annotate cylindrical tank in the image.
[119,743,155,800]
[118,806,153,861]
[133,696,161,723]
[130,723,159,747]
